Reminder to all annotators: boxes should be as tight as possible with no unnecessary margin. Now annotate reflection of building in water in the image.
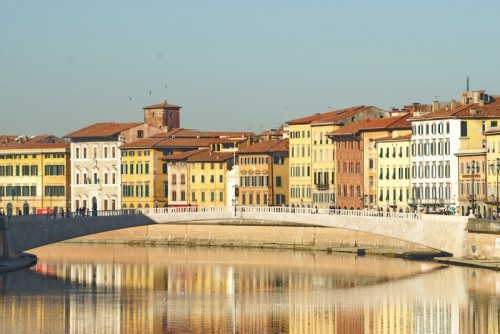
[4,253,500,333]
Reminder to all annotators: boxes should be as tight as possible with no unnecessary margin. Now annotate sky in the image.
[1,0,499,137]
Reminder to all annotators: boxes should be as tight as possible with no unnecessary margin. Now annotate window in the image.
[460,121,468,137]
[276,176,282,187]
[137,130,144,138]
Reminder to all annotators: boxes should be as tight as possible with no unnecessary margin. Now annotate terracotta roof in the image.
[410,101,500,120]
[311,106,379,125]
[287,105,382,125]
[259,129,284,136]
[143,100,181,109]
[0,135,19,145]
[120,137,164,149]
[238,139,289,154]
[162,149,208,161]
[64,122,143,138]
[152,128,255,139]
[374,133,412,142]
[121,136,242,149]
[0,135,70,150]
[185,149,234,162]
[328,113,411,137]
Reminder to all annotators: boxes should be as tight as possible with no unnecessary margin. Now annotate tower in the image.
[143,100,181,131]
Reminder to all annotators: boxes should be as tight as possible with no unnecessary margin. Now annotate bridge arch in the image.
[3,206,469,258]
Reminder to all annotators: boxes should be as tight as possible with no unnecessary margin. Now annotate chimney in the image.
[432,100,439,111]
[451,100,456,110]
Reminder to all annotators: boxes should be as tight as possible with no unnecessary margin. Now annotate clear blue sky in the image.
[1,0,499,136]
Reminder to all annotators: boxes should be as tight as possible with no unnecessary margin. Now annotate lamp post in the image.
[490,158,500,215]
[467,160,480,216]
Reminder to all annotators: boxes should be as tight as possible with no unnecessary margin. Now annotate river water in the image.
[1,244,500,334]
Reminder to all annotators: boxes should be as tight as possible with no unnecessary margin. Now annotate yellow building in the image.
[485,128,500,217]
[0,135,70,215]
[186,150,235,207]
[375,134,412,212]
[237,139,289,206]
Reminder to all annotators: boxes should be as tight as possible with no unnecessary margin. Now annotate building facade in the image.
[375,134,412,213]
[237,139,289,207]
[187,150,235,207]
[0,135,70,215]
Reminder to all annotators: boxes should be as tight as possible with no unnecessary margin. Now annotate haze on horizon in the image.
[1,0,499,137]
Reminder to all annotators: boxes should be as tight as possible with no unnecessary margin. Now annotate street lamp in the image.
[490,158,500,215]
[467,160,480,216]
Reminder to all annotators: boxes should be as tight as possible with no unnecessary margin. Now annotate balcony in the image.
[315,183,329,191]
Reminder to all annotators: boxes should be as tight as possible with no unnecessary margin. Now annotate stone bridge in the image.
[1,206,469,258]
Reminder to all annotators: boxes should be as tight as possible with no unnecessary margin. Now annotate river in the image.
[1,243,500,333]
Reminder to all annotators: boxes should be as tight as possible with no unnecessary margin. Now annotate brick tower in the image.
[143,100,181,131]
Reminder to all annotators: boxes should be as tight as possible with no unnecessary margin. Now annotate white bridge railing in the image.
[138,206,423,221]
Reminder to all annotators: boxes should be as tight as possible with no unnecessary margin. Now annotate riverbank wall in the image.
[467,218,500,259]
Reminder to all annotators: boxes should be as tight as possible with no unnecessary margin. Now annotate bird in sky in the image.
[149,91,152,95]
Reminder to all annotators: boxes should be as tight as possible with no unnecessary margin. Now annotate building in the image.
[484,128,500,217]
[120,130,250,208]
[0,135,70,215]
[162,149,205,207]
[63,122,163,213]
[236,139,289,206]
[143,100,181,131]
[185,150,235,207]
[409,90,500,215]
[328,114,412,210]
[456,150,486,217]
[287,106,388,208]
[374,134,412,213]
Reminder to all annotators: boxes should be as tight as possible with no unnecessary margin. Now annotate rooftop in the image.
[63,122,143,138]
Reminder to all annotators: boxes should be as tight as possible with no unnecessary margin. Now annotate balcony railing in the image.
[315,183,329,191]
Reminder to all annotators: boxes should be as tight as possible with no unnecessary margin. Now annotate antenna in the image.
[467,76,469,92]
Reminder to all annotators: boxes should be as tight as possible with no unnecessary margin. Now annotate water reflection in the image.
[1,244,500,333]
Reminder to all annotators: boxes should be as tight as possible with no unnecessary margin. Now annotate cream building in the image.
[375,134,412,212]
